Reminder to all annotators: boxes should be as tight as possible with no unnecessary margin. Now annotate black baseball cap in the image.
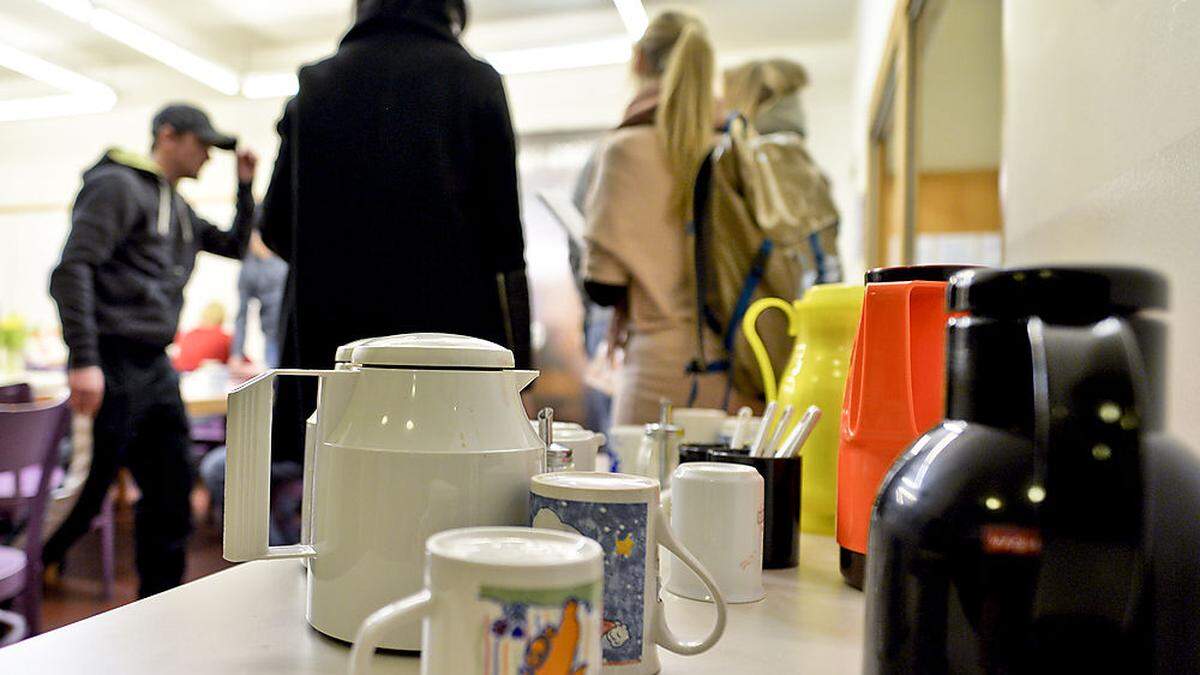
[152,103,237,151]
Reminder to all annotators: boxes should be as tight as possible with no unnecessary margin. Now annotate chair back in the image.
[0,396,70,549]
[0,383,32,405]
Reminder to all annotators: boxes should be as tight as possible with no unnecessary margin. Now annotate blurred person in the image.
[582,11,739,425]
[686,58,841,402]
[231,231,287,369]
[260,0,532,470]
[172,301,231,372]
[46,103,258,596]
[723,58,811,136]
[569,159,615,438]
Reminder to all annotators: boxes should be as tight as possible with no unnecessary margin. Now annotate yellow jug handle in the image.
[741,297,801,403]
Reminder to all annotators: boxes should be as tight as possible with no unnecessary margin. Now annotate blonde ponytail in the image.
[637,12,715,219]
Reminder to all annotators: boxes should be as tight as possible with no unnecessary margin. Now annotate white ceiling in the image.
[0,0,857,94]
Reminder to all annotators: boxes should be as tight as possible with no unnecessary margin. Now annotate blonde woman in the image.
[583,11,736,425]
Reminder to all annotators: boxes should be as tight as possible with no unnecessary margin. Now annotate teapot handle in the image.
[224,369,337,562]
[1028,317,1145,640]
[741,298,800,402]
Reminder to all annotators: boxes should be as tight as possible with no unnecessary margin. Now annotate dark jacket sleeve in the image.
[259,98,296,262]
[474,68,533,369]
[191,181,255,259]
[49,173,137,368]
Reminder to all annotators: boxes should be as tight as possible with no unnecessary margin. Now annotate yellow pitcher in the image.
[742,283,863,534]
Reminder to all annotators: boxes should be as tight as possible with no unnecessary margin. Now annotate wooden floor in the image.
[40,487,233,632]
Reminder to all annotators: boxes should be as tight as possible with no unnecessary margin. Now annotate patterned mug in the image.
[349,527,604,675]
[529,472,727,675]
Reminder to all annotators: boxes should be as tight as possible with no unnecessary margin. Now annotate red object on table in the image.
[172,327,231,372]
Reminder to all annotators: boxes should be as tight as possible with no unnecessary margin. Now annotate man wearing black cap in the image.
[46,102,258,596]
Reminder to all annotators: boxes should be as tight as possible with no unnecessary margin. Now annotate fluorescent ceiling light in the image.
[488,37,632,76]
[611,0,649,39]
[240,36,635,99]
[0,91,116,123]
[34,0,94,23]
[36,0,240,95]
[0,42,110,95]
[89,9,240,95]
[241,72,299,99]
[0,41,116,122]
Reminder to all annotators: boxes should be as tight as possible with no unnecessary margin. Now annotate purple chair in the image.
[0,384,32,405]
[0,395,70,639]
[0,384,113,602]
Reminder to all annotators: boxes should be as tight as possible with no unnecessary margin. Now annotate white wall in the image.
[918,0,1002,172]
[1003,0,1200,448]
[0,37,857,364]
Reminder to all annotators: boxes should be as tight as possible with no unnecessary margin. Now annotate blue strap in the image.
[725,239,774,353]
[808,231,827,284]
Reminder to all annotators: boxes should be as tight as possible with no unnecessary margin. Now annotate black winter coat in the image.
[259,2,532,462]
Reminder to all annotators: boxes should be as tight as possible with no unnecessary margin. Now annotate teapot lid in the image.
[948,266,1167,321]
[334,337,373,363]
[350,333,515,369]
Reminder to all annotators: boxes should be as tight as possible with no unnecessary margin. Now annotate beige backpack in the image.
[689,116,841,402]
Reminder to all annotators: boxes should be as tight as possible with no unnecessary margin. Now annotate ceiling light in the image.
[241,72,299,99]
[37,0,239,95]
[0,41,116,122]
[611,0,649,39]
[0,91,116,123]
[488,37,632,76]
[89,9,240,95]
[33,0,94,23]
[0,42,110,95]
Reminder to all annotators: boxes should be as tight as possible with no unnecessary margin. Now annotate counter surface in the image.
[0,534,865,674]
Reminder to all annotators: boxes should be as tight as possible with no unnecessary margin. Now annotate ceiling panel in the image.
[0,0,858,92]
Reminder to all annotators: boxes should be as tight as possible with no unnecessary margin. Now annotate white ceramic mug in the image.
[672,408,727,444]
[667,462,765,604]
[349,527,604,675]
[554,429,606,472]
[529,472,727,675]
[607,425,645,475]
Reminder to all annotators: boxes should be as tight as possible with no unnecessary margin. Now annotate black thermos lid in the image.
[864,264,982,284]
[948,266,1168,322]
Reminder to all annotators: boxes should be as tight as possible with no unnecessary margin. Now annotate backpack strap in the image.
[688,141,775,407]
[688,149,718,406]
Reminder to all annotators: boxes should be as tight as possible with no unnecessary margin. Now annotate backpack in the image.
[689,115,841,403]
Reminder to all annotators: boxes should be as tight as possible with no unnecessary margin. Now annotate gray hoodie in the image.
[49,149,254,368]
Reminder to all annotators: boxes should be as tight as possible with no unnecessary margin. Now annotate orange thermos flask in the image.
[836,265,977,589]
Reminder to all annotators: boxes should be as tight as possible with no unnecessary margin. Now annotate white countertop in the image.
[0,534,864,674]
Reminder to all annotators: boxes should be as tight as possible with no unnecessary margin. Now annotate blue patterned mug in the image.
[529,472,727,675]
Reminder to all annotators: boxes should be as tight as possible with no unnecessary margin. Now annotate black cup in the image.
[709,449,802,569]
[679,443,729,465]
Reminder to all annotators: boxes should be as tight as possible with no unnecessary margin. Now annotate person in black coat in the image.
[259,0,533,466]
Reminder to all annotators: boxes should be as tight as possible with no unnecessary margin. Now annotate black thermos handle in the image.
[1028,316,1147,668]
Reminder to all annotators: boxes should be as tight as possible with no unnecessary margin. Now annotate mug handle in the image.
[741,298,800,403]
[348,590,435,675]
[651,507,727,655]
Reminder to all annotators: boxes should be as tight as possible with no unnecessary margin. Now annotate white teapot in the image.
[223,333,543,650]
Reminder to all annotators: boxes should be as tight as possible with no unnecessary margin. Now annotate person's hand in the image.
[236,149,258,183]
[67,366,105,417]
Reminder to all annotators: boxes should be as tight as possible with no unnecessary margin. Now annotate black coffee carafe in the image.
[863,267,1200,673]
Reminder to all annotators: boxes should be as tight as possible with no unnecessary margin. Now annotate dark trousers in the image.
[43,338,194,597]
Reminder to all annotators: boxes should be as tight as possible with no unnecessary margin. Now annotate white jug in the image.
[223,333,543,650]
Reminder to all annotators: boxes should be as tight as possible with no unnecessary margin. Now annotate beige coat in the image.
[584,125,736,425]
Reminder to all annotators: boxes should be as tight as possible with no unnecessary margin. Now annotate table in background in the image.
[0,534,865,674]
[1,369,229,417]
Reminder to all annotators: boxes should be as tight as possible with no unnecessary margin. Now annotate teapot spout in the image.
[507,369,539,393]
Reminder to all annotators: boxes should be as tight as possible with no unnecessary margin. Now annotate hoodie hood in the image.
[85,148,184,239]
[342,0,460,47]
[85,147,163,181]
